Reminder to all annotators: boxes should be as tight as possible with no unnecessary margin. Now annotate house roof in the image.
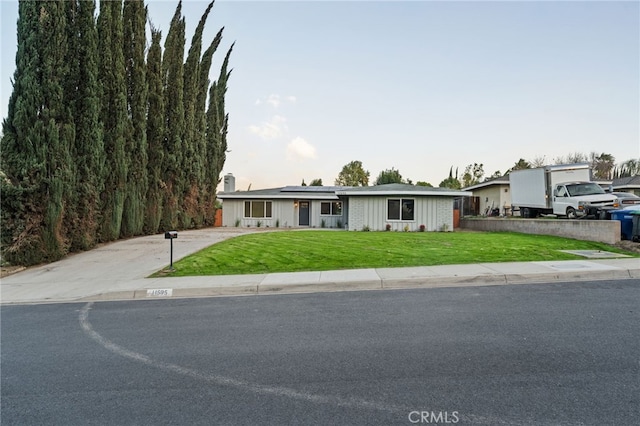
[219,183,470,199]
[337,183,471,197]
[218,186,341,200]
[462,175,510,192]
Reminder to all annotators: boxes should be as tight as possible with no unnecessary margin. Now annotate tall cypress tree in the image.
[144,27,165,234]
[121,0,148,237]
[38,0,75,260]
[1,1,47,265]
[2,0,234,264]
[98,0,128,241]
[205,43,233,223]
[160,2,186,231]
[197,28,223,225]
[66,0,105,250]
[63,0,80,245]
[182,0,214,228]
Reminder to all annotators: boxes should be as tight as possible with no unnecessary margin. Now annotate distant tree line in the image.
[330,153,639,191]
[439,153,639,189]
[1,0,233,266]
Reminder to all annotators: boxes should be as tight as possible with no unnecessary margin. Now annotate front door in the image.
[298,201,310,226]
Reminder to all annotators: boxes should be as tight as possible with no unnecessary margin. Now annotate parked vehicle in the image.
[510,163,618,218]
[598,192,640,219]
[611,192,640,207]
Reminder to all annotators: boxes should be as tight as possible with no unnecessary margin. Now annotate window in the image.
[244,201,272,218]
[387,198,414,221]
[320,201,342,216]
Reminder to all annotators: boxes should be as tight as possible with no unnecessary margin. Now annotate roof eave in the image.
[218,194,339,200]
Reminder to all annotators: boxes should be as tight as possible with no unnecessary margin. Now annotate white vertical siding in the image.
[221,199,295,228]
[222,200,242,227]
[310,200,347,228]
[347,196,454,231]
[224,195,455,231]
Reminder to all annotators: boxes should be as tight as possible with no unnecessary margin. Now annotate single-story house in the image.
[462,175,511,216]
[218,174,472,231]
[611,175,640,196]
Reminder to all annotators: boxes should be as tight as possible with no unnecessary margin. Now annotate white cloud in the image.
[249,115,288,140]
[254,94,298,108]
[287,137,317,161]
[267,94,280,108]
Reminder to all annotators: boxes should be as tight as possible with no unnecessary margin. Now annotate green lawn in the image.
[154,230,636,277]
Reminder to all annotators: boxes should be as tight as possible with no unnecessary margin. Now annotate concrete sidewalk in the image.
[2,228,639,305]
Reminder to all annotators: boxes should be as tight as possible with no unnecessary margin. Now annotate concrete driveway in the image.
[1,228,259,303]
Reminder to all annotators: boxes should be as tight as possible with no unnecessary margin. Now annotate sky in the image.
[1,0,639,192]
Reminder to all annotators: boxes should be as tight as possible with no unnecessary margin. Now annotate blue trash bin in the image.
[631,211,640,242]
[610,210,636,240]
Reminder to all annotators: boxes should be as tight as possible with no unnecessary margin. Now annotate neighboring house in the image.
[218,174,471,231]
[463,175,511,216]
[611,175,640,196]
[594,179,613,191]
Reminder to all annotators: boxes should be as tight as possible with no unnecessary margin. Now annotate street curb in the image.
[17,268,634,305]
[2,266,639,306]
[382,274,508,289]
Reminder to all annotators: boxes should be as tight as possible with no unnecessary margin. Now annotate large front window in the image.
[387,198,414,221]
[320,201,342,216]
[244,201,272,218]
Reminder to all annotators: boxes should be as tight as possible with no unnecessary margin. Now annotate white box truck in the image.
[509,163,617,218]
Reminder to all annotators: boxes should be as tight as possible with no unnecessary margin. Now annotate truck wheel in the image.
[522,208,530,218]
[566,207,577,219]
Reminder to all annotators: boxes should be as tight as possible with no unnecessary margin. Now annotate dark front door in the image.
[298,201,310,226]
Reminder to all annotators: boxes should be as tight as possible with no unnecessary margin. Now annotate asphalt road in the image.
[2,280,639,425]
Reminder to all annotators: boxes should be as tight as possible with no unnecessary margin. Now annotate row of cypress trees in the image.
[1,0,232,266]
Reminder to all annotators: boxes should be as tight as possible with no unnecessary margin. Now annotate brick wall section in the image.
[460,218,621,245]
[349,198,365,231]
[436,198,453,231]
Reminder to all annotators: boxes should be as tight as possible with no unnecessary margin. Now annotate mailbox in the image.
[165,231,178,270]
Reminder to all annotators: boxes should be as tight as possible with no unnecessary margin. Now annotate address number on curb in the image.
[147,288,173,297]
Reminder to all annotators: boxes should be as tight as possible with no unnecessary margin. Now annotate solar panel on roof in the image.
[281,186,342,192]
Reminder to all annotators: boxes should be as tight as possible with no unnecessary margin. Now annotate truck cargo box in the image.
[510,167,549,208]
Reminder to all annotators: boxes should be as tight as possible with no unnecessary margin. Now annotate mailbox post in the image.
[164,231,178,270]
